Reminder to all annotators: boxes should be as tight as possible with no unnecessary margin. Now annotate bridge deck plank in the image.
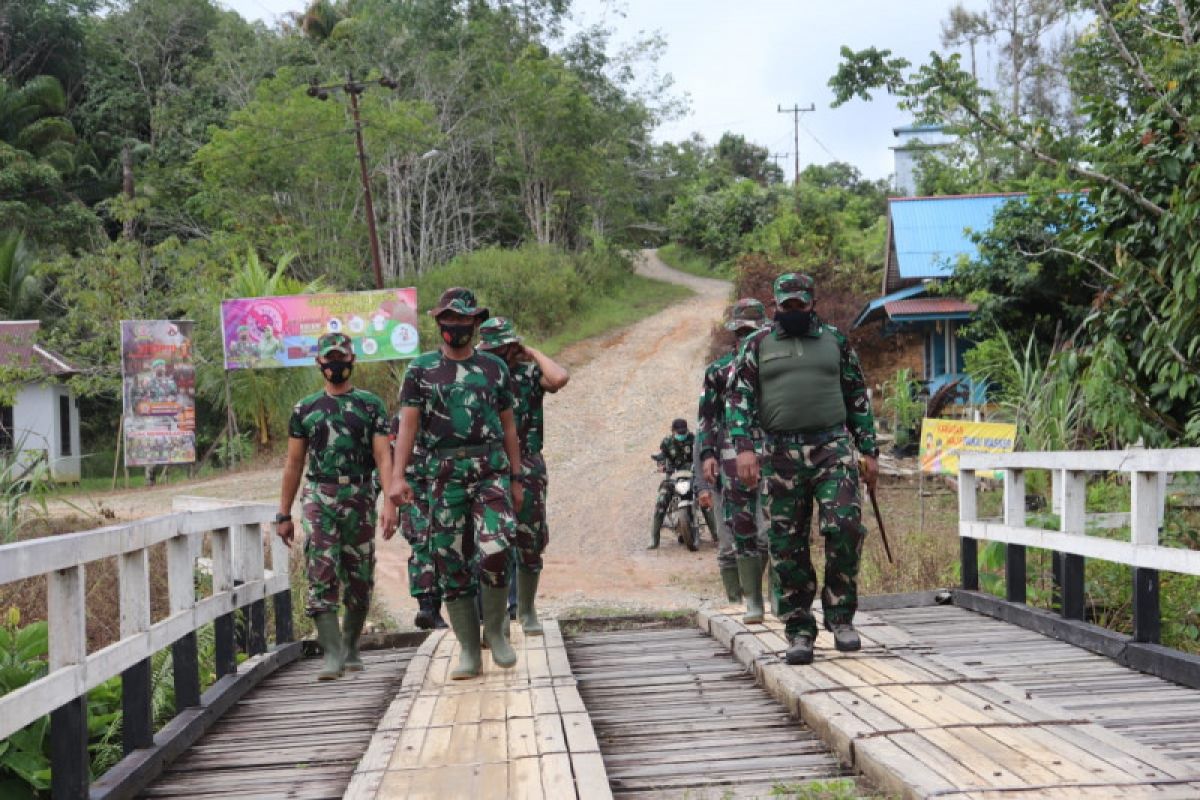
[138,648,416,800]
[702,603,1200,799]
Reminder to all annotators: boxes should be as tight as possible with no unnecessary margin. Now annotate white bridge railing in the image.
[0,504,291,798]
[958,449,1200,645]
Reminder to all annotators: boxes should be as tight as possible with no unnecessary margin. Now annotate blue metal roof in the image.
[890,193,1024,280]
[852,283,928,329]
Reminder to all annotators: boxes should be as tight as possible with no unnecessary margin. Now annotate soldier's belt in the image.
[433,442,500,460]
[765,425,847,446]
[306,473,374,485]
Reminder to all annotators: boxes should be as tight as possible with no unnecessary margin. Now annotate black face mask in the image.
[321,360,353,385]
[440,322,475,349]
[776,309,816,337]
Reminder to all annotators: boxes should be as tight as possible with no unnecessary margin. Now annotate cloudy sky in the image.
[224,0,978,181]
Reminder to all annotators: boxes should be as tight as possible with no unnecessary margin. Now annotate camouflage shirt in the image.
[659,432,695,473]
[388,414,431,480]
[696,352,734,461]
[399,350,513,452]
[288,388,389,479]
[510,360,546,454]
[726,320,878,457]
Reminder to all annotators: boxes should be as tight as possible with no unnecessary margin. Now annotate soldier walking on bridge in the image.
[477,317,569,637]
[727,274,879,665]
[276,332,395,681]
[389,288,525,680]
[385,417,447,630]
[699,298,771,622]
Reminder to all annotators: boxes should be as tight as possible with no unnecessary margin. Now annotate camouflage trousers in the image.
[761,433,865,639]
[653,477,676,518]
[514,453,549,573]
[302,482,378,617]
[401,477,439,600]
[719,444,770,560]
[428,450,515,601]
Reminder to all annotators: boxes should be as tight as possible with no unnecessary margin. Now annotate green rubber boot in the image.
[720,565,743,603]
[517,567,544,636]
[342,605,368,672]
[444,597,483,680]
[738,555,765,625]
[647,510,665,549]
[482,584,518,668]
[314,611,345,681]
[703,507,720,543]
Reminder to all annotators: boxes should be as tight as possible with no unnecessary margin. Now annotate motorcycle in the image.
[652,455,703,551]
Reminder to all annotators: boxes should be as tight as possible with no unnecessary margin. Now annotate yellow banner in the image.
[918,418,1017,476]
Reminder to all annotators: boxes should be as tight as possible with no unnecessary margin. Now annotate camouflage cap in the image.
[429,287,490,320]
[477,316,522,350]
[317,332,353,358]
[773,273,815,306]
[724,298,768,331]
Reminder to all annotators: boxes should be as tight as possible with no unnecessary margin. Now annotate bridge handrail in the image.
[958,448,1199,644]
[0,504,291,795]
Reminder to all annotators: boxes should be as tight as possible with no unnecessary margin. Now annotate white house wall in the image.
[12,382,81,482]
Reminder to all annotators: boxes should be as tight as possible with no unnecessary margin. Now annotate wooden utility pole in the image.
[121,142,135,240]
[308,75,399,290]
[777,103,815,184]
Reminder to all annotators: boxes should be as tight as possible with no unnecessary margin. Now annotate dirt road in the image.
[50,251,734,625]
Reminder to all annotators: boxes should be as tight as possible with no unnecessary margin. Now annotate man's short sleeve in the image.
[495,361,514,411]
[399,364,423,408]
[287,402,307,440]
[369,395,389,437]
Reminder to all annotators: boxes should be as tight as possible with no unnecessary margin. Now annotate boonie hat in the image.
[477,317,522,350]
[429,287,489,320]
[725,298,768,331]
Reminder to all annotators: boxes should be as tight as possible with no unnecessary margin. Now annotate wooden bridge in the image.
[5,448,1200,798]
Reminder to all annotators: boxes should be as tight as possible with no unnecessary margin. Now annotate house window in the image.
[0,405,12,453]
[59,394,71,456]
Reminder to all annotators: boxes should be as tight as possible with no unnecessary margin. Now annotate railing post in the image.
[959,468,978,590]
[242,523,267,656]
[1059,469,1086,620]
[1004,468,1027,603]
[271,529,294,644]
[1132,471,1162,643]
[212,526,238,677]
[167,534,201,710]
[119,548,154,754]
[48,565,88,799]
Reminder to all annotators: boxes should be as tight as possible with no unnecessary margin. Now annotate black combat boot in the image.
[413,595,438,630]
[784,634,814,665]
[430,597,448,629]
[828,622,861,652]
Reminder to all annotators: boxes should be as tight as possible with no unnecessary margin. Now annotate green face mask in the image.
[674,433,688,442]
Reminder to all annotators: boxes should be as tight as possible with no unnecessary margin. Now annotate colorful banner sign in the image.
[121,321,197,467]
[918,418,1017,476]
[220,288,419,370]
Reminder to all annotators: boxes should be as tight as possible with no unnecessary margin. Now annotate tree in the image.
[0,232,41,320]
[715,133,783,186]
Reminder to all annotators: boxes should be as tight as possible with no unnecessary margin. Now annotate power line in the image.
[797,117,842,164]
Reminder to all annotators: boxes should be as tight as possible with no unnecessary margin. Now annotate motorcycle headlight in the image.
[675,479,691,494]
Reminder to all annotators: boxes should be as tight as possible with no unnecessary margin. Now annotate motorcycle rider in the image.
[648,418,705,549]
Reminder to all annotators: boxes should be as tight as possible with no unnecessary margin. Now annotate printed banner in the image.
[220,288,419,369]
[121,321,197,467]
[918,418,1017,476]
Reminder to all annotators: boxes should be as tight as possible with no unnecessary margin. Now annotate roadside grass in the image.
[657,242,734,280]
[536,272,693,356]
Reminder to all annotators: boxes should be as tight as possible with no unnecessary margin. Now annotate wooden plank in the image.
[539,752,576,799]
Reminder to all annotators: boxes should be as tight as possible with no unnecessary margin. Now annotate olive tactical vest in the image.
[757,329,846,433]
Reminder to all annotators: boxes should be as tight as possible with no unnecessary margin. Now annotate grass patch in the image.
[658,242,734,279]
[535,273,693,356]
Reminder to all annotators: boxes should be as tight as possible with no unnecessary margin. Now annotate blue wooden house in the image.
[853,193,1028,402]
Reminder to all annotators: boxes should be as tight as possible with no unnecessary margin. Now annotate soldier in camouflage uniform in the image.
[698,299,772,620]
[648,418,705,548]
[276,332,395,681]
[384,416,447,630]
[477,317,569,636]
[389,288,525,680]
[727,273,879,665]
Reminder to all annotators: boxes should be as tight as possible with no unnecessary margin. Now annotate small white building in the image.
[892,124,955,196]
[0,321,81,483]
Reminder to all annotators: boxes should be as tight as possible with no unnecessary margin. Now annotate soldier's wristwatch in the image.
[275,513,292,524]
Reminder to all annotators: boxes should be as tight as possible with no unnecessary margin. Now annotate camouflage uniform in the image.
[653,431,695,519]
[390,415,437,599]
[289,387,390,617]
[399,348,516,601]
[508,358,548,571]
[727,274,878,641]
